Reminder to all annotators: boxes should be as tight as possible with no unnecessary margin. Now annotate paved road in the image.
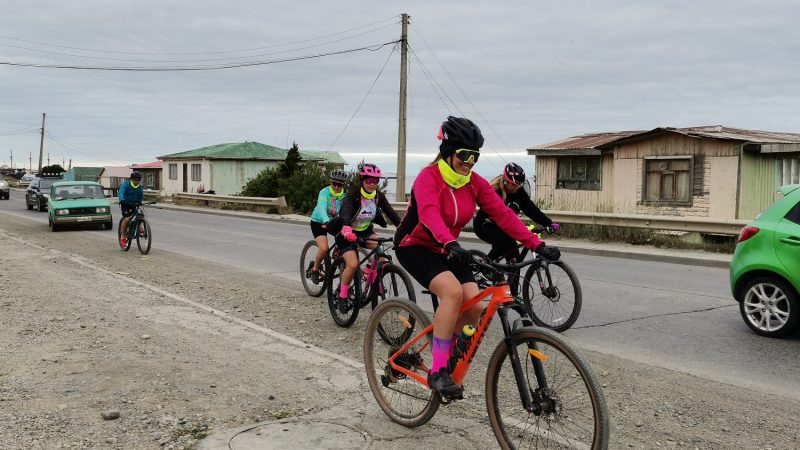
[2,192,799,402]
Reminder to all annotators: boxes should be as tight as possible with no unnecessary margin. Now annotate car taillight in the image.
[737,226,759,243]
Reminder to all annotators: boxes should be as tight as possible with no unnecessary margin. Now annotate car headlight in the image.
[56,209,70,215]
[43,193,50,198]
[96,207,109,213]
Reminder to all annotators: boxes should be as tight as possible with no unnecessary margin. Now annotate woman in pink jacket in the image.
[394,116,561,398]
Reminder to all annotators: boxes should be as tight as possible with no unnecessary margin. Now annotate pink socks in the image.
[339,283,350,298]
[431,335,453,373]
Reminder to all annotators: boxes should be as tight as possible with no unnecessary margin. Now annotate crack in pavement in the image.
[573,303,737,329]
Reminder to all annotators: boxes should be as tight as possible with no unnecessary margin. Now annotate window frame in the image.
[144,172,156,189]
[641,156,694,206]
[555,156,602,191]
[785,200,800,226]
[169,163,178,180]
[191,163,201,181]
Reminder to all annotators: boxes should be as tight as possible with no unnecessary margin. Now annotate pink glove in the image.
[341,226,357,242]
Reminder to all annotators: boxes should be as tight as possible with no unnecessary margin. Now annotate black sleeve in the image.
[378,193,402,226]
[517,190,552,226]
[338,194,355,226]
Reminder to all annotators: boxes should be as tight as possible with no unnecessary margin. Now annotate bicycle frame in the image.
[386,282,545,412]
[126,206,146,238]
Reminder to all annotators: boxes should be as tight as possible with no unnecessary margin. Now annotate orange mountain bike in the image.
[364,254,609,450]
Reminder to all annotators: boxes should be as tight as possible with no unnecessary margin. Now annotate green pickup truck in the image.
[48,181,113,231]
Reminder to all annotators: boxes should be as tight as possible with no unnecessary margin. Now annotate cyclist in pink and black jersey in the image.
[393,116,561,398]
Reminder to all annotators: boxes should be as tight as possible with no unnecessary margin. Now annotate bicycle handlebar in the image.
[357,236,394,245]
[470,252,549,275]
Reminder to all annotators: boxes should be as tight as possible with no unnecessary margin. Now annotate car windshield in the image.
[39,179,58,191]
[53,185,105,200]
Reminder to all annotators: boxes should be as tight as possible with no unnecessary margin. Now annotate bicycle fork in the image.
[498,307,547,415]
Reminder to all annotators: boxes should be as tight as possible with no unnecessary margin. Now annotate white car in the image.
[0,179,9,199]
[19,174,35,186]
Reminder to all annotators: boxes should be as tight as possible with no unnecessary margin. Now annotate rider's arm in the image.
[311,188,330,223]
[118,182,127,204]
[474,175,543,250]
[337,193,355,227]
[517,190,553,227]
[378,193,402,226]
[413,168,457,245]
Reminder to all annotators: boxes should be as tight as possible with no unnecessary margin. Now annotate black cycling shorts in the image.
[310,220,332,238]
[120,203,138,218]
[334,225,374,253]
[395,244,475,289]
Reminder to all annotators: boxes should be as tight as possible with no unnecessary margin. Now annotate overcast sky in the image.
[1,0,798,177]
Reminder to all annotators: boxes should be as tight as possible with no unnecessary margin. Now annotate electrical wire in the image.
[0,41,398,71]
[327,44,397,151]
[44,131,130,165]
[408,47,453,114]
[0,125,39,136]
[0,15,400,56]
[0,22,398,64]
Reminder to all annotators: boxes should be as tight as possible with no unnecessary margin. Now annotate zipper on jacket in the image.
[448,188,458,227]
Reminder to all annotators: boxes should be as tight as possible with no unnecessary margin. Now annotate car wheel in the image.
[103,222,112,230]
[26,200,33,210]
[37,198,45,212]
[739,276,800,338]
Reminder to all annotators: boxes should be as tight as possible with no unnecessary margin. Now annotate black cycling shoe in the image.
[427,368,463,400]
[337,294,351,314]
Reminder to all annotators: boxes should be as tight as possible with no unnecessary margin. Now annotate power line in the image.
[0,41,398,71]
[0,125,39,136]
[0,15,400,56]
[408,47,453,114]
[327,44,397,152]
[0,22,398,64]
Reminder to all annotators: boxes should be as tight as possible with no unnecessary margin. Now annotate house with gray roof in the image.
[529,125,800,220]
[157,142,346,196]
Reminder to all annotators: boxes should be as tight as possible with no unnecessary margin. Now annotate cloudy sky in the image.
[1,0,798,177]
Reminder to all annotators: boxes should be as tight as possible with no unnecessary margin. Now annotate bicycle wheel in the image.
[486,327,609,450]
[326,258,361,327]
[372,264,417,344]
[300,240,327,297]
[117,217,132,251]
[364,299,440,428]
[136,219,152,255]
[521,261,582,332]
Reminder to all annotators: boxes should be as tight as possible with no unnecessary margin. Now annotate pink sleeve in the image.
[414,168,456,245]
[473,173,543,250]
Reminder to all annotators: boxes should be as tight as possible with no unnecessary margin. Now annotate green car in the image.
[730,184,800,338]
[47,181,113,232]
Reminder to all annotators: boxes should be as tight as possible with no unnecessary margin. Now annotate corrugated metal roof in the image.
[531,131,643,151]
[299,150,347,165]
[667,126,800,144]
[158,142,287,160]
[131,161,162,169]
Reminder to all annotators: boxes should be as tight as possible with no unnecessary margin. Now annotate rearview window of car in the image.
[785,201,800,225]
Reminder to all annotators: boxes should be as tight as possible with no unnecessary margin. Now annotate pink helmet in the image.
[359,163,382,178]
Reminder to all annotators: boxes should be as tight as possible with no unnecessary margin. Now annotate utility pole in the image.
[37,113,46,173]
[47,153,50,166]
[29,152,32,172]
[68,159,72,170]
[9,149,12,169]
[395,13,409,202]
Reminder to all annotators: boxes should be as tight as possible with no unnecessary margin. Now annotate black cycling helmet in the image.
[329,169,348,182]
[503,162,525,186]
[130,171,142,181]
[438,116,484,157]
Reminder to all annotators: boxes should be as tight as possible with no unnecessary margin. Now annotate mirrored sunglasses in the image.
[363,177,380,185]
[454,148,480,164]
[331,181,344,188]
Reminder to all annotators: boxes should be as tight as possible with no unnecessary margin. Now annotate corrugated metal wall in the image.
[211,160,280,195]
[738,151,782,220]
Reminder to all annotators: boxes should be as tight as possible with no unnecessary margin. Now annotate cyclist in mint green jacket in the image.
[306,169,349,283]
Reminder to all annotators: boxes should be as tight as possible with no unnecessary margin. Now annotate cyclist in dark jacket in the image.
[118,171,144,248]
[328,163,401,306]
[473,162,560,262]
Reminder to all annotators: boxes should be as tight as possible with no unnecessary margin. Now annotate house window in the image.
[778,158,799,185]
[191,164,201,181]
[144,172,155,189]
[169,163,178,180]
[556,156,601,190]
[644,157,692,203]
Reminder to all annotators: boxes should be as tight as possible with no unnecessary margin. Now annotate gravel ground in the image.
[1,213,799,449]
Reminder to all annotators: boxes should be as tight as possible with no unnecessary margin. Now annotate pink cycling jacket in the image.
[395,165,543,254]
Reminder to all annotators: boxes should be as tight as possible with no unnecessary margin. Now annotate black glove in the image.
[536,244,561,261]
[445,242,472,267]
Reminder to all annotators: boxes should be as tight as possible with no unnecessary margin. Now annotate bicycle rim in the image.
[364,299,439,427]
[486,328,609,450]
[372,264,418,344]
[136,219,152,255]
[522,261,582,332]
[300,240,326,297]
[326,259,360,327]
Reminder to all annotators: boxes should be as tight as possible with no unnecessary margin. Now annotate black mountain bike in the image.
[326,237,416,328]
[470,227,582,332]
[118,202,155,255]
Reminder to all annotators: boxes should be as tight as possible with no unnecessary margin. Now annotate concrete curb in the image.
[150,202,732,269]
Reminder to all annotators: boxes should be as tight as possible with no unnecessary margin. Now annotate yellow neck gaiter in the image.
[437,159,471,189]
[360,187,376,200]
[329,186,344,199]
[130,181,140,189]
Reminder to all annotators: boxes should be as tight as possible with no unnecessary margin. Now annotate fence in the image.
[388,202,748,236]
[174,192,287,209]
